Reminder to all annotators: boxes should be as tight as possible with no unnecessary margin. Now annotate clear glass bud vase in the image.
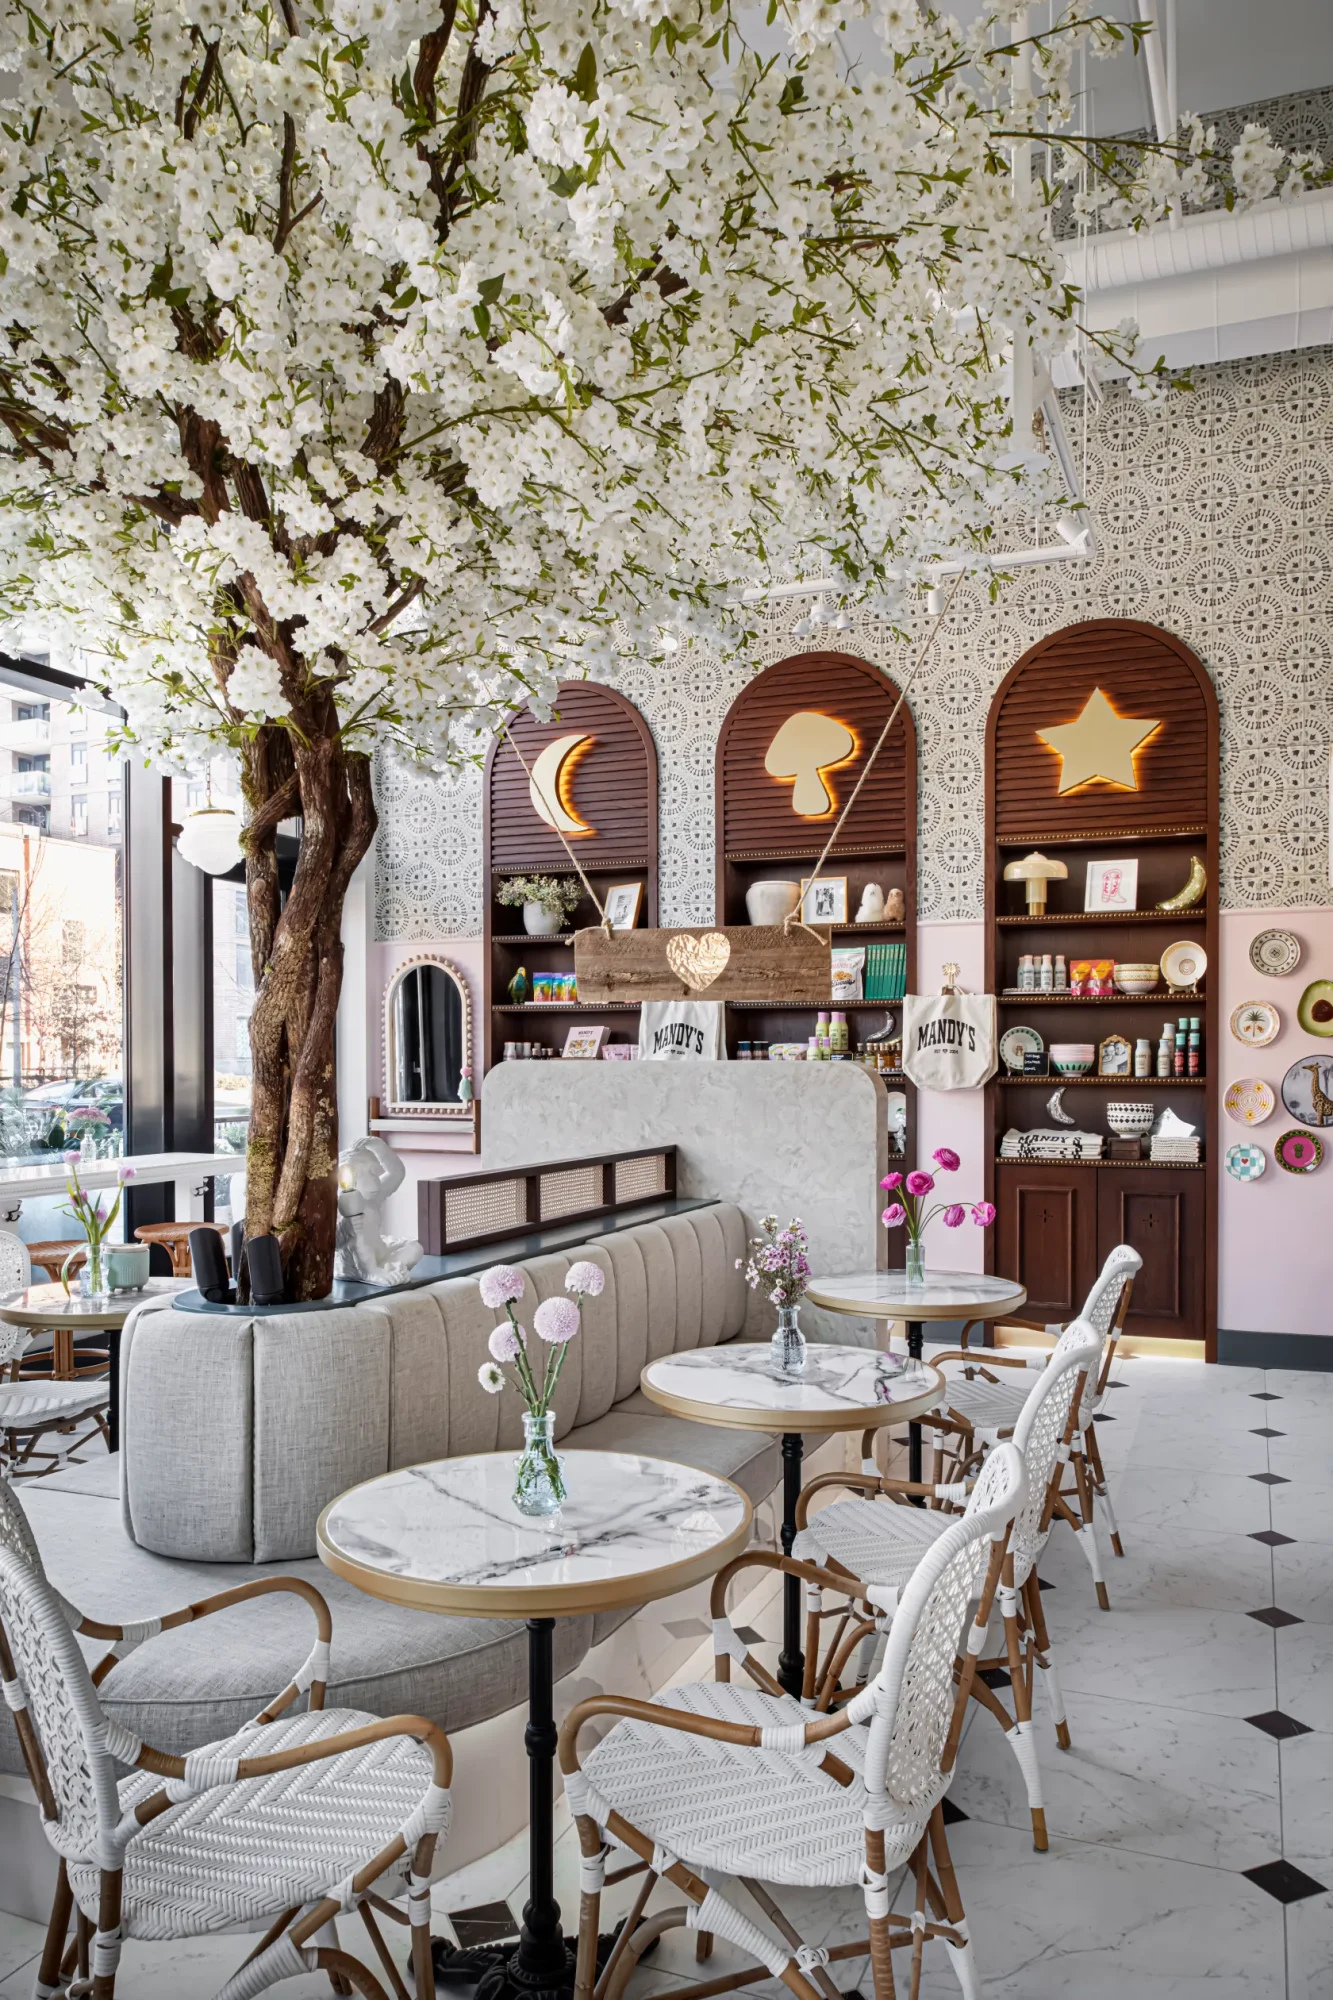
[513,1410,566,1517]
[770,1304,806,1375]
[904,1238,926,1285]
[77,1241,105,1300]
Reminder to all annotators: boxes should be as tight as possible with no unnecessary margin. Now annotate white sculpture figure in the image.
[855,882,885,922]
[335,1136,423,1284]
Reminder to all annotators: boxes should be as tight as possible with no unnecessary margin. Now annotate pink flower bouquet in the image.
[880,1150,993,1274]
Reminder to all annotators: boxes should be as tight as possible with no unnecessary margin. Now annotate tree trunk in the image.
[239,709,377,1301]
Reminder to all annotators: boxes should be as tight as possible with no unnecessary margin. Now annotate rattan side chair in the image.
[0,1537,450,2000]
[792,1322,1099,1853]
[0,1227,111,1477]
[560,1442,1028,2000]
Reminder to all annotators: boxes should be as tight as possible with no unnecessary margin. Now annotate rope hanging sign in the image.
[499,577,965,1005]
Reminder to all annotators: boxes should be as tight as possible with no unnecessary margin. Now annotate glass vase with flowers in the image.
[477,1259,604,1514]
[738,1215,811,1374]
[880,1150,994,1286]
[59,1155,136,1299]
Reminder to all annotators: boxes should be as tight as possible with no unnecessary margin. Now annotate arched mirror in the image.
[383,956,472,1114]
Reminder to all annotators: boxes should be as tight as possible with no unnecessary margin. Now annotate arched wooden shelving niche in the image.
[984,618,1219,1357]
[484,682,658,1074]
[714,652,918,1213]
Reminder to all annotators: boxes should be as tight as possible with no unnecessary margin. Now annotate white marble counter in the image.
[318,1451,751,1616]
[641,1342,944,1432]
[0,1150,238,1208]
[807,1269,1027,1323]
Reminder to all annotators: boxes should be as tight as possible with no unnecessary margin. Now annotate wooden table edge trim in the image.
[315,1455,755,1619]
[804,1283,1027,1323]
[638,1354,946,1433]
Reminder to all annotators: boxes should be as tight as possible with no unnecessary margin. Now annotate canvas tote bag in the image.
[902,991,998,1091]
[638,999,725,1061]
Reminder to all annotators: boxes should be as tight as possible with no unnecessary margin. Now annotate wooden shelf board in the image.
[996,910,1208,926]
[998,1074,1206,1085]
[995,827,1208,848]
[491,859,649,874]
[725,1000,903,1011]
[492,1002,641,1012]
[724,845,906,863]
[999,991,1202,1004]
[829,922,906,935]
[493,932,576,945]
[995,1157,1204,1170]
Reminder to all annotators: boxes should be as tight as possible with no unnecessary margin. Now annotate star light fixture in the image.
[1036,688,1162,796]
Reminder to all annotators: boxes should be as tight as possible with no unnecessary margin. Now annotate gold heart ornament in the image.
[666,931,731,992]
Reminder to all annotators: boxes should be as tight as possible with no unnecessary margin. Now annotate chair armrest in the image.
[558,1692,857,1790]
[130,1712,453,1825]
[933,1350,1033,1371]
[86,1576,334,1719]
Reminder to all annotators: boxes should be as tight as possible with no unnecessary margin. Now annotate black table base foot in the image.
[429,1926,640,2000]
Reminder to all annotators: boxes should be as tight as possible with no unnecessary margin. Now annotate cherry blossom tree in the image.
[0,0,1314,1294]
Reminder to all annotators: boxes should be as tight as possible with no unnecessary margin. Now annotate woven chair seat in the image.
[934,1372,1030,1435]
[0,1380,108,1426]
[793,1497,951,1593]
[65,1707,443,1940]
[579,1680,936,1888]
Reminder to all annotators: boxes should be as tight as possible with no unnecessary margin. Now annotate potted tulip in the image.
[881,1149,994,1284]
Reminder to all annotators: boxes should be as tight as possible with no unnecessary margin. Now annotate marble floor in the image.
[1,1353,1330,1998]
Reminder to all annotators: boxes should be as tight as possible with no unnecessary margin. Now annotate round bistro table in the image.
[0,1278,186,1449]
[638,1343,944,1699]
[318,1450,752,2000]
[804,1270,1027,1487]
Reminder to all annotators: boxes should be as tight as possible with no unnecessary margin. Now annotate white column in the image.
[337,845,374,1151]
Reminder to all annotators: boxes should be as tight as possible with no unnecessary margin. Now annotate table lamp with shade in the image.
[1002,850,1068,915]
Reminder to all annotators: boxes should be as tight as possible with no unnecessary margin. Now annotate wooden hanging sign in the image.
[574,924,832,1004]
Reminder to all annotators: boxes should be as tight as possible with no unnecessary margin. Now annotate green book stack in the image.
[864,941,906,1002]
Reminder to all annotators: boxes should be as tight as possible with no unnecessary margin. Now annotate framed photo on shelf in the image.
[1098,1033,1133,1077]
[562,1024,608,1059]
[603,881,643,933]
[1085,858,1138,911]
[800,876,849,925]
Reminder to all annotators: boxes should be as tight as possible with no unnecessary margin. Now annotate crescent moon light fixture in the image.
[528,732,595,836]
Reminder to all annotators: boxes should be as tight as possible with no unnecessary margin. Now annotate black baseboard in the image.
[1218,1327,1333,1372]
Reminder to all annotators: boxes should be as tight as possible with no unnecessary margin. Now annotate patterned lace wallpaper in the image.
[375,344,1333,937]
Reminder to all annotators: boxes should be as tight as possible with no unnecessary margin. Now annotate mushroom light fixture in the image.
[1003,850,1068,916]
[178,805,245,875]
[764,711,857,818]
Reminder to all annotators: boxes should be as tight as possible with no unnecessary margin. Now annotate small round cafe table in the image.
[318,1450,751,2000]
[0,1278,186,1449]
[804,1270,1028,1487]
[638,1344,944,1700]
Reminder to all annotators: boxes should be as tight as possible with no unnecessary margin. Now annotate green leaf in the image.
[477,275,504,304]
[473,302,491,337]
[390,286,419,311]
[777,75,805,116]
[573,41,597,103]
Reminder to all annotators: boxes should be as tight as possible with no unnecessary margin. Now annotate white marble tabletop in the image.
[640,1342,945,1433]
[0,1276,187,1329]
[317,1451,752,1617]
[806,1270,1027,1323]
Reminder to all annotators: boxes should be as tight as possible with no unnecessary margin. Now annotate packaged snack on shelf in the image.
[832,948,866,1001]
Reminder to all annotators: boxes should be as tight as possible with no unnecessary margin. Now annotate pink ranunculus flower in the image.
[534,1295,581,1344]
[565,1259,605,1297]
[943,1204,966,1228]
[478,1264,525,1309]
[905,1170,935,1197]
[488,1322,522,1364]
[880,1172,903,1190]
[933,1148,960,1173]
[971,1201,997,1227]
[882,1203,907,1227]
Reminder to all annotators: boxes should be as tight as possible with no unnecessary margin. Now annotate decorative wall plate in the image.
[1224,1078,1276,1126]
[1280,1054,1333,1129]
[1161,939,1208,990]
[999,1024,1044,1072]
[1250,929,1301,977]
[1275,1128,1323,1175]
[1225,1142,1266,1182]
[1230,1001,1281,1048]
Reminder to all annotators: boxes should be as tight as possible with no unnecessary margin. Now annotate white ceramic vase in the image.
[523,903,564,935]
[745,880,802,926]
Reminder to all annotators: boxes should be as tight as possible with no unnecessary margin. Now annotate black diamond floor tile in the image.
[1250,1427,1285,1439]
[1244,1710,1314,1741]
[1251,1472,1290,1485]
[1036,1575,1056,1591]
[1242,1859,1327,1905]
[940,1798,969,1825]
[1251,1392,1283,1401]
[448,1901,521,1948]
[1250,1529,1297,1547]
[735,1626,765,1645]
[977,1667,1012,1690]
[664,1617,710,1640]
[1247,1606,1304,1629]
[1093,1412,1116,1422]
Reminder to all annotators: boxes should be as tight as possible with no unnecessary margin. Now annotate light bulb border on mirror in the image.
[382,952,474,1118]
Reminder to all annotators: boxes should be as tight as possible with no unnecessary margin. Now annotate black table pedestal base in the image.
[905,1320,926,1502]
[430,1929,630,2000]
[776,1431,804,1697]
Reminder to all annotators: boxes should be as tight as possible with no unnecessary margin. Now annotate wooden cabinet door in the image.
[1096,1170,1203,1342]
[995,1165,1100,1328]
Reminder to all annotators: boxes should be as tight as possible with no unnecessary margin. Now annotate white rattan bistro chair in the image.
[0,1232,113,1480]
[0,1544,450,2000]
[794,1321,1099,1853]
[560,1442,1028,2000]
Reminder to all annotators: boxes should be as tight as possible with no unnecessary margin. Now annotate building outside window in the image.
[70,796,87,838]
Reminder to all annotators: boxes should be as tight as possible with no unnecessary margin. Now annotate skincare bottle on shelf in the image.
[1038,954,1054,992]
[1135,1039,1151,1077]
[1054,953,1067,990]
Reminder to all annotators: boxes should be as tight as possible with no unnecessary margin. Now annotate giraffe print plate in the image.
[1280,1054,1333,1130]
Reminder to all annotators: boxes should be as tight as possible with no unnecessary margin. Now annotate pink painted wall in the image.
[912,920,989,1273]
[1216,906,1333,1341]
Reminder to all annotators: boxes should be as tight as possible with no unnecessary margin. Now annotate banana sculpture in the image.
[1156,855,1207,912]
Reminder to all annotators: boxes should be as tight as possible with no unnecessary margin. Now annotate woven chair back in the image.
[0,1475,44,1571]
[1078,1243,1141,1411]
[0,1231,32,1372]
[1008,1319,1099,1581]
[867,1441,1026,1813]
[0,1546,120,1866]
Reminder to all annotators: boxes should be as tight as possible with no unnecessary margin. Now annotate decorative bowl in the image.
[1106,1101,1155,1137]
[1050,1041,1095,1075]
[1113,962,1160,995]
